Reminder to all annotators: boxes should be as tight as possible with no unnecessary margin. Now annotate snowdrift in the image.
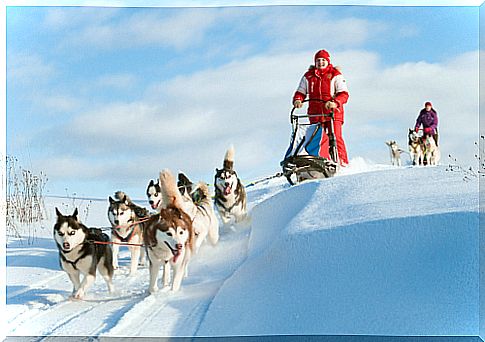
[197,166,480,336]
[5,162,481,338]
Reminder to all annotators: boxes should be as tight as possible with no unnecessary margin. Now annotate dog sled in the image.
[280,99,340,185]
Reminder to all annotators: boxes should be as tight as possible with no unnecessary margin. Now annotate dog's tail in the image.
[114,190,149,218]
[223,145,235,170]
[159,169,185,210]
[197,181,219,245]
[114,190,130,203]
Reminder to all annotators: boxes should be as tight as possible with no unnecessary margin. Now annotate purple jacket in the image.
[415,108,438,132]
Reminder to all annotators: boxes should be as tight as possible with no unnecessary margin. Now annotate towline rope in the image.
[88,239,145,247]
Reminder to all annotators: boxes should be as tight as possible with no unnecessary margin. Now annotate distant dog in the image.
[175,172,219,252]
[53,208,114,300]
[146,179,163,211]
[385,140,403,167]
[144,170,195,293]
[408,129,424,166]
[108,191,149,275]
[424,134,441,165]
[214,146,247,225]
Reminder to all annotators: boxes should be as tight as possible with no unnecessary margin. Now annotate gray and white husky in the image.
[53,208,114,300]
[214,146,247,225]
[144,170,195,293]
[385,140,403,167]
[108,191,149,275]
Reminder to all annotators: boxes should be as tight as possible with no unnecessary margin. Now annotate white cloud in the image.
[95,73,138,89]
[45,8,219,50]
[7,52,56,85]
[34,48,479,191]
[43,7,119,30]
[259,10,388,51]
[40,95,82,113]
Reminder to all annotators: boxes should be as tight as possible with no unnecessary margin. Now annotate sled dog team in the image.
[385,129,440,167]
[385,101,440,167]
[53,146,248,300]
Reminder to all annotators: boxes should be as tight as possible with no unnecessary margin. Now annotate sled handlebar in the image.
[290,99,334,123]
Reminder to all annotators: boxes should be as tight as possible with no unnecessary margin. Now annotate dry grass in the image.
[6,156,48,244]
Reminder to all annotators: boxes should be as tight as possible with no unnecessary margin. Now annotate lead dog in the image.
[108,191,149,275]
[53,208,114,299]
[214,146,247,225]
[144,170,195,293]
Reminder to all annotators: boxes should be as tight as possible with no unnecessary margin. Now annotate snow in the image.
[5,159,481,338]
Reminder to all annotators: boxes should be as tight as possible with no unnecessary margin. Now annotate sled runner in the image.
[281,99,339,185]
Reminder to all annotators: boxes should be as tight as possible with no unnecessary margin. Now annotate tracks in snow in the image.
[7,224,253,338]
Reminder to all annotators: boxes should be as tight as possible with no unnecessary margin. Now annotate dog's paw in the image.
[71,290,85,300]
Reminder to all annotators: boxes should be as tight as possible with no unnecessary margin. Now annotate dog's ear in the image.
[178,172,192,186]
[149,179,154,187]
[72,208,79,220]
[55,207,62,218]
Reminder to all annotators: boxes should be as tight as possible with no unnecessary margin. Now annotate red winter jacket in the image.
[293,65,349,123]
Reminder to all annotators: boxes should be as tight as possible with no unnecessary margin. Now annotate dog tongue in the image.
[224,185,231,196]
[172,250,180,263]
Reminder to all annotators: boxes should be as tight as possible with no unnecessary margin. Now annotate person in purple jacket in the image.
[415,101,439,146]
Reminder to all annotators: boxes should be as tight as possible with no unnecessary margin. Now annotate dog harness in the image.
[112,223,140,243]
[60,249,86,271]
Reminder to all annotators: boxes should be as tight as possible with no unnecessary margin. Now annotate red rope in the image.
[90,240,144,247]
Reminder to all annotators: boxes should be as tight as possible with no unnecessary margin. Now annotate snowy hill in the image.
[5,161,481,338]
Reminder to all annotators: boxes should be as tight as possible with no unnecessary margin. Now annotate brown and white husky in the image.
[143,170,195,293]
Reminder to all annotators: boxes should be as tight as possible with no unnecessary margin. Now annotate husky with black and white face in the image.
[53,208,114,300]
[146,179,163,211]
[408,129,424,166]
[107,191,148,276]
[144,171,195,294]
[214,146,247,226]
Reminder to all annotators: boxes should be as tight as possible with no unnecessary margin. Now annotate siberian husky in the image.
[144,171,195,293]
[408,129,424,166]
[174,171,219,252]
[108,191,149,275]
[214,146,247,225]
[53,208,114,299]
[146,179,163,211]
[385,140,403,167]
[424,134,441,165]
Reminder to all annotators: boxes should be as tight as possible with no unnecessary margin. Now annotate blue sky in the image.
[5,1,482,199]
